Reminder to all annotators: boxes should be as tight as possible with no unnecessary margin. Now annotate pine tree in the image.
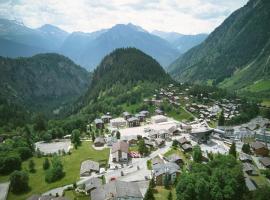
[28,159,35,173]
[229,142,237,158]
[144,187,155,200]
[167,191,173,200]
[43,158,50,170]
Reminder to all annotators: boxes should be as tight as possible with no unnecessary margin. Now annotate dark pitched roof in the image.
[112,141,129,153]
[166,154,182,163]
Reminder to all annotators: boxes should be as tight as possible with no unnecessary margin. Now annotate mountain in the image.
[36,24,69,49]
[152,30,208,53]
[168,0,270,99]
[0,53,90,115]
[59,30,107,63]
[74,23,180,70]
[72,48,172,117]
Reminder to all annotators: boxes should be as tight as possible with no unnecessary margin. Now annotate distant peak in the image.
[111,23,147,33]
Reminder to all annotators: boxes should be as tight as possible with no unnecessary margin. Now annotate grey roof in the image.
[152,156,164,165]
[94,119,103,124]
[135,113,145,118]
[94,137,105,144]
[140,110,149,115]
[112,141,129,153]
[245,177,257,191]
[251,141,267,150]
[127,117,139,122]
[239,153,252,162]
[178,137,189,144]
[27,196,69,200]
[243,163,254,172]
[80,160,99,175]
[166,154,182,163]
[182,143,192,150]
[153,162,180,176]
[91,181,143,200]
[155,138,165,145]
[123,111,131,116]
[101,115,112,119]
[259,157,270,167]
[78,177,102,191]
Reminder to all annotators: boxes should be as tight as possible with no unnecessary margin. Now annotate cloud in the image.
[0,0,248,34]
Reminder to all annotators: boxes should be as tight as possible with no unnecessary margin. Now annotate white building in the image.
[151,115,168,124]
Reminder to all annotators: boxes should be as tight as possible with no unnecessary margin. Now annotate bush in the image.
[43,158,50,170]
[17,147,32,160]
[45,156,64,183]
[0,154,21,174]
[10,170,29,193]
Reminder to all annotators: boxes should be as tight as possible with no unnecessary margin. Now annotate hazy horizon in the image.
[0,0,248,34]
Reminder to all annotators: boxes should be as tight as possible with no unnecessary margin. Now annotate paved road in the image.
[0,182,10,200]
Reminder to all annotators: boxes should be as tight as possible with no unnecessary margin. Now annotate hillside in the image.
[168,0,270,99]
[0,53,90,115]
[71,48,172,119]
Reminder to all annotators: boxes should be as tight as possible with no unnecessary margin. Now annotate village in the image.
[3,84,264,200]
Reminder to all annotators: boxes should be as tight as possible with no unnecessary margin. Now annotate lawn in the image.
[154,186,177,200]
[64,190,89,200]
[1,141,109,200]
[167,107,193,121]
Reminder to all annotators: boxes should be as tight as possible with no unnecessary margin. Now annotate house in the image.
[151,115,168,124]
[239,153,253,163]
[153,162,180,185]
[152,156,164,166]
[181,124,192,133]
[80,160,100,176]
[140,110,149,117]
[91,180,143,200]
[155,109,164,115]
[259,157,270,168]
[158,129,170,139]
[112,141,129,162]
[122,135,138,146]
[127,117,140,127]
[94,137,106,147]
[94,119,104,129]
[101,115,112,123]
[144,140,154,148]
[135,113,146,122]
[178,137,190,146]
[190,129,213,143]
[181,143,193,152]
[110,117,127,128]
[123,111,132,120]
[251,141,269,156]
[165,154,183,166]
[106,136,117,147]
[76,177,102,194]
[243,163,258,175]
[155,138,165,147]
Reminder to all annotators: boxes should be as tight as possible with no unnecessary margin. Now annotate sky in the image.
[0,0,248,34]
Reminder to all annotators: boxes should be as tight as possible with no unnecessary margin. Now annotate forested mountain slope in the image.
[169,0,270,99]
[0,54,90,115]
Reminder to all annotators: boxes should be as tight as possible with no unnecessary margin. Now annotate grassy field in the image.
[167,107,193,121]
[0,141,109,200]
[154,186,177,200]
[64,190,89,200]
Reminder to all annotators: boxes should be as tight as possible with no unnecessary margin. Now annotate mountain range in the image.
[168,0,270,99]
[0,19,207,71]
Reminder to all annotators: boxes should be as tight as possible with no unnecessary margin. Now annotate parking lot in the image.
[35,139,71,154]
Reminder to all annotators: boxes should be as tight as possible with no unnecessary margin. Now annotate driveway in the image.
[0,182,10,200]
